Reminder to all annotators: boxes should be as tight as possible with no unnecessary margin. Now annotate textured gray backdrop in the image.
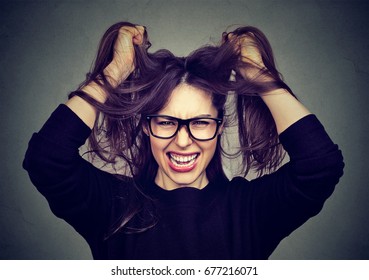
[1,0,368,259]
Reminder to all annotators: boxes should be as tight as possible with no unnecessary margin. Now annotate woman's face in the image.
[146,83,221,190]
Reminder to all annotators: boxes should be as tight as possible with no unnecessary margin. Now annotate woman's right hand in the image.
[66,24,145,129]
[104,25,145,88]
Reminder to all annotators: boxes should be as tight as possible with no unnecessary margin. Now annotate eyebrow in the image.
[194,114,212,118]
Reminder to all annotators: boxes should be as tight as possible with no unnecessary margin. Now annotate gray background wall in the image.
[1,0,368,259]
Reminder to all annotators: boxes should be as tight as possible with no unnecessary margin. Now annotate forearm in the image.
[252,114,344,244]
[23,105,92,187]
[260,88,311,134]
[23,104,117,237]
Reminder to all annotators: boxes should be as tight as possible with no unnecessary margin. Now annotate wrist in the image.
[104,61,134,88]
[81,82,108,103]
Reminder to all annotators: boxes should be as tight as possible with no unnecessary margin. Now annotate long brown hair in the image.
[68,22,294,236]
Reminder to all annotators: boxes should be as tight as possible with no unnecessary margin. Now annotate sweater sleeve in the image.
[278,114,344,200]
[240,114,344,256]
[23,104,121,242]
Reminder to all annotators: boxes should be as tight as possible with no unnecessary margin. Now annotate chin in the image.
[168,171,206,188]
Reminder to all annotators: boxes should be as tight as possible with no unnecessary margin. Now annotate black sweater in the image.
[23,105,344,259]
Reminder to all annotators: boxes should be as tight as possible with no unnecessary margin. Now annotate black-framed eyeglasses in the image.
[146,115,223,141]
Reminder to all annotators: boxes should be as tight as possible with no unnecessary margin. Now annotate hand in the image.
[238,34,265,68]
[104,25,145,87]
[223,30,270,81]
[67,24,145,128]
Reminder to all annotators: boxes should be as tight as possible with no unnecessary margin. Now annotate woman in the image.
[23,22,344,259]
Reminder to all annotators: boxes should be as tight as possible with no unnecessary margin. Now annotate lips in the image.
[167,152,199,172]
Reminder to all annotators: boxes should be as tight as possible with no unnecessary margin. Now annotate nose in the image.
[174,125,193,147]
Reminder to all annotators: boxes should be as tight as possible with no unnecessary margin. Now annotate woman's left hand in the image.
[223,31,269,80]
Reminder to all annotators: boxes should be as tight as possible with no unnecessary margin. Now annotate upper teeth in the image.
[170,153,197,163]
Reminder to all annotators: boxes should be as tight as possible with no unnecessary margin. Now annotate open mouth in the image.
[167,152,199,169]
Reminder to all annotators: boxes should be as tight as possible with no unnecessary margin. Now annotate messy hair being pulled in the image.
[68,22,294,235]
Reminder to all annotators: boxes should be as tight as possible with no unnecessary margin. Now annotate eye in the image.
[191,119,211,128]
[154,117,177,127]
[158,121,176,127]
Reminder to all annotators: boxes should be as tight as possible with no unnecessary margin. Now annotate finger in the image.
[132,25,145,45]
[118,26,136,39]
[221,32,228,44]
[135,25,145,34]
[116,28,135,53]
[222,32,237,43]
[227,33,241,52]
[119,26,145,45]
